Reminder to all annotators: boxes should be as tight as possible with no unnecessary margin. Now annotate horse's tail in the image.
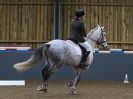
[13,44,50,72]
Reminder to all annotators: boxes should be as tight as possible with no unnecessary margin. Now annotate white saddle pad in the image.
[66,40,82,56]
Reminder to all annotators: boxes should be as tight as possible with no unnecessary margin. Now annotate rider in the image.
[69,9,91,64]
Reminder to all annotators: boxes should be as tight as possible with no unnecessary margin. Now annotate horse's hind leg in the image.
[37,63,50,92]
[37,63,56,93]
[37,62,63,93]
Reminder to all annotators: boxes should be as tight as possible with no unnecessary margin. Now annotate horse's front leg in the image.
[72,68,82,94]
[65,68,82,94]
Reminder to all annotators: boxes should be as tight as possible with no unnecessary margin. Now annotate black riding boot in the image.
[80,51,90,64]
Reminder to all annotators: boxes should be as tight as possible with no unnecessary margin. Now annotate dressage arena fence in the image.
[0,0,132,49]
[0,47,133,83]
[0,46,133,53]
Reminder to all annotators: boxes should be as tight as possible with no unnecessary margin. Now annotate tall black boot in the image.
[80,51,90,64]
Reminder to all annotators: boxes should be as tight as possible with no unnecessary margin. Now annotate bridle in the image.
[87,27,107,45]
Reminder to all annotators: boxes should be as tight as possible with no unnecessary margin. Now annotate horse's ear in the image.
[101,26,106,32]
[102,25,105,28]
[100,25,105,30]
[97,24,100,27]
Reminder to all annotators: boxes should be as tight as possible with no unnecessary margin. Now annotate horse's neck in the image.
[86,39,96,51]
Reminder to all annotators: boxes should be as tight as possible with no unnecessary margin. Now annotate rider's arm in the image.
[81,22,86,37]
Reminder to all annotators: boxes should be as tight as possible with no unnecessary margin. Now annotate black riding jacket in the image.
[69,18,86,42]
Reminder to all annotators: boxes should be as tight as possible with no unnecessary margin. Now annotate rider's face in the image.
[80,16,84,20]
[80,15,85,20]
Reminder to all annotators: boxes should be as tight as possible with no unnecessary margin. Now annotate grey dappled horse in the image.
[13,25,108,94]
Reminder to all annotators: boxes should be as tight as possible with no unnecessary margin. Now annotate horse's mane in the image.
[86,26,99,37]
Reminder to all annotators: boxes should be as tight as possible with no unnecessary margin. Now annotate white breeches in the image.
[79,41,91,51]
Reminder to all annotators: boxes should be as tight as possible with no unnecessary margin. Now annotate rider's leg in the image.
[79,41,91,51]
[79,41,91,63]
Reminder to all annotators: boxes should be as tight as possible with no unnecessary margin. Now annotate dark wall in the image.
[0,51,133,81]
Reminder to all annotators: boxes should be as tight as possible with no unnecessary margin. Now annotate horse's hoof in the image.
[72,90,76,95]
[37,86,48,93]
[43,88,48,93]
[65,80,73,88]
[65,82,69,88]
[37,85,44,91]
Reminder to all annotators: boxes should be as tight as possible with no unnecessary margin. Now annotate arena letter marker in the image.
[0,80,25,86]
[123,74,129,84]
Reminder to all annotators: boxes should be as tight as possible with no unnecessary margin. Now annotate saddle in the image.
[68,38,90,64]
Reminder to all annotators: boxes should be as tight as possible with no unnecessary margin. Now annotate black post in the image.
[54,0,60,39]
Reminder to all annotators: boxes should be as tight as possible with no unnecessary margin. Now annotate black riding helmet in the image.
[75,9,85,18]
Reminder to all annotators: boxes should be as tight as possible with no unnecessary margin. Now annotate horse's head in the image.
[86,25,108,48]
